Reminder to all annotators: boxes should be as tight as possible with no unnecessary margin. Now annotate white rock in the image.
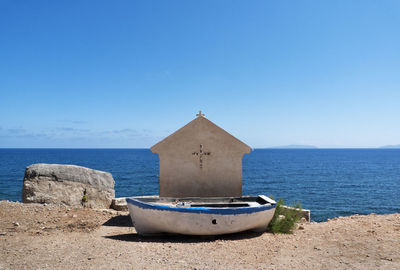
[22,164,115,209]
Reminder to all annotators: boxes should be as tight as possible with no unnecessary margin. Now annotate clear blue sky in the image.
[1,0,399,148]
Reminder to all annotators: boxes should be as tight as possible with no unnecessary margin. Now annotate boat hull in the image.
[127,196,276,236]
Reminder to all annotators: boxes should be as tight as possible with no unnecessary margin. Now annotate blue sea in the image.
[0,148,399,222]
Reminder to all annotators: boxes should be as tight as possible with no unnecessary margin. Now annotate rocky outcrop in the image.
[111,197,128,211]
[22,164,115,209]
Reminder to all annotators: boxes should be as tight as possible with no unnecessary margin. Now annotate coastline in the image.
[1,201,399,269]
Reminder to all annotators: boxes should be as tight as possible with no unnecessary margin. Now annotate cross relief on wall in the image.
[192,144,211,169]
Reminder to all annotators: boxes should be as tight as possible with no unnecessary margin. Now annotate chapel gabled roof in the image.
[150,114,252,154]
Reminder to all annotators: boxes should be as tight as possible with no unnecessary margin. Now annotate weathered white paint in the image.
[150,114,251,197]
[127,196,276,236]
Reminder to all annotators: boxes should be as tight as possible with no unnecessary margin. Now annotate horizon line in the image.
[1,147,399,150]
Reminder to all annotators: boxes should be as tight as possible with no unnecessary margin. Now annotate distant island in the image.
[379,144,400,149]
[268,145,318,149]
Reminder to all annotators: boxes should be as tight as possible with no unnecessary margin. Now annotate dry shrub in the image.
[267,198,303,234]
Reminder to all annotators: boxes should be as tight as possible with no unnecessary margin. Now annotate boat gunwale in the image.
[126,197,276,215]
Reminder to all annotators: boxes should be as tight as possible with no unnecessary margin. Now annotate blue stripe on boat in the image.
[126,198,275,215]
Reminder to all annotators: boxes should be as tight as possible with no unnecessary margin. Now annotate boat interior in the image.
[130,195,276,208]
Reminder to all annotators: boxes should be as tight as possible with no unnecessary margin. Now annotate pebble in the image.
[13,222,20,227]
[0,232,6,236]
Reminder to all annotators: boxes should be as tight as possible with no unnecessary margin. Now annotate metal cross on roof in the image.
[192,144,211,169]
[196,110,205,117]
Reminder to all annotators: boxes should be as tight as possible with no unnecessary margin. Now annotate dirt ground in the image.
[1,201,399,270]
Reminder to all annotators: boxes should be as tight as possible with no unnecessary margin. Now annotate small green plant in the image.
[81,194,88,203]
[267,198,303,234]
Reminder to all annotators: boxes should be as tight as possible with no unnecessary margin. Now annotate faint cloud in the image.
[112,128,135,134]
[60,120,88,124]
[58,127,74,131]
[106,129,143,138]
[0,125,161,147]
[0,128,50,139]
[56,127,90,132]
[7,128,26,134]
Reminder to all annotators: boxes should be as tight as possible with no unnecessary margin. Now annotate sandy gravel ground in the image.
[1,201,399,270]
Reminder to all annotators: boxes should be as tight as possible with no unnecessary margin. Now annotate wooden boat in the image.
[126,195,276,236]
